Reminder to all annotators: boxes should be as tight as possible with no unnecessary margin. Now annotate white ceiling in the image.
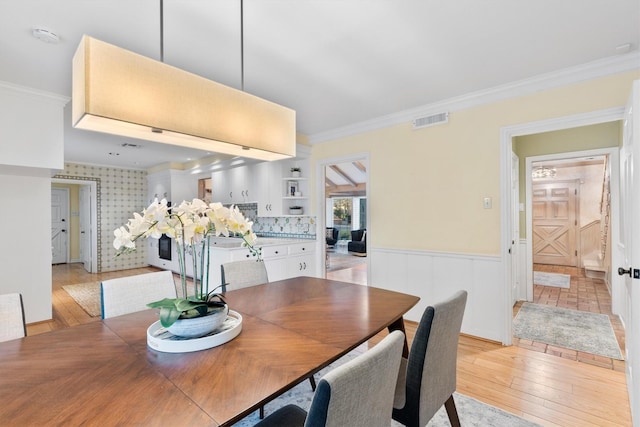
[1,0,638,169]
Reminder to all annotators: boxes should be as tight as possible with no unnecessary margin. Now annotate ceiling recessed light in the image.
[32,28,59,44]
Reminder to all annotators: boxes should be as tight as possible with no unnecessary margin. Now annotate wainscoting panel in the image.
[371,247,505,343]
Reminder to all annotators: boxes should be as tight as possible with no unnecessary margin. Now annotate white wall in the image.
[0,82,68,323]
[0,175,53,323]
[0,83,65,170]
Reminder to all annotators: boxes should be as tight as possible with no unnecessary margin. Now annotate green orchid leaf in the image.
[147,298,179,309]
[158,306,182,328]
[175,299,206,312]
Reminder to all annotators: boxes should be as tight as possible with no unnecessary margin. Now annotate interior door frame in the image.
[52,178,98,273]
[315,152,370,279]
[79,185,93,272]
[500,106,624,345]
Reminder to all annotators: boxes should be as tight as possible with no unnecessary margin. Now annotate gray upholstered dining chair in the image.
[100,270,177,319]
[392,290,467,427]
[220,259,269,292]
[0,292,27,342]
[255,330,406,427]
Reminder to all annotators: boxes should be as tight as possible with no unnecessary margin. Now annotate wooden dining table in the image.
[0,276,419,426]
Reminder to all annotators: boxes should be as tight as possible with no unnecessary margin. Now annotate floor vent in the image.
[412,112,448,129]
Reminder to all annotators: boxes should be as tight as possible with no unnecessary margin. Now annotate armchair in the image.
[348,229,367,256]
[325,227,339,247]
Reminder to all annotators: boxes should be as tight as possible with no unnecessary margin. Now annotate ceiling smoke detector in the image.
[32,28,59,44]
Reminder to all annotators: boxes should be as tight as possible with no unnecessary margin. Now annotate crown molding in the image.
[0,80,70,106]
[309,52,640,144]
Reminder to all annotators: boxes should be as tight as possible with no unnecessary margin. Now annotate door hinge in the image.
[575,250,578,256]
[575,189,577,195]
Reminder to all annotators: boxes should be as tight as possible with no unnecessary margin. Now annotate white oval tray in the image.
[147,309,242,353]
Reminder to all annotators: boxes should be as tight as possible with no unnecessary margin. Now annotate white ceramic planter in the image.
[167,305,229,338]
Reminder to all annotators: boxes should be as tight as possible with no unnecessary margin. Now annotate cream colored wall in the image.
[311,71,639,256]
[514,122,619,237]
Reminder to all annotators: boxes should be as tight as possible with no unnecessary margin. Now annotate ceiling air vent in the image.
[412,112,448,130]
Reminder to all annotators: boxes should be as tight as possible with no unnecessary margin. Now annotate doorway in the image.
[51,178,98,273]
[500,109,624,346]
[317,154,369,285]
[518,153,623,363]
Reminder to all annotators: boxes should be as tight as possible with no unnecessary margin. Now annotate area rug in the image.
[533,271,570,289]
[513,302,623,360]
[326,252,366,272]
[233,352,540,427]
[63,278,184,318]
[62,282,102,317]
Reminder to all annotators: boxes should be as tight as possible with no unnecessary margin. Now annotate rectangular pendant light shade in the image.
[72,36,296,161]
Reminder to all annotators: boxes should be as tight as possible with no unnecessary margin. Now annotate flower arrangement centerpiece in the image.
[113,198,260,332]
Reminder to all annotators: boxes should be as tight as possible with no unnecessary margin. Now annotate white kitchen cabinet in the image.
[147,172,171,204]
[287,242,316,277]
[253,161,284,216]
[148,169,200,205]
[211,170,230,204]
[205,239,318,289]
[227,166,250,204]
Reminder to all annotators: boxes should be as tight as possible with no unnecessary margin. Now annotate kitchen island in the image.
[148,237,318,289]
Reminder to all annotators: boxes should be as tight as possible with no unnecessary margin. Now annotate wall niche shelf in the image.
[283,176,308,215]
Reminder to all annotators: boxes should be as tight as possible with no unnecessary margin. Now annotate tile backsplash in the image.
[233,203,316,240]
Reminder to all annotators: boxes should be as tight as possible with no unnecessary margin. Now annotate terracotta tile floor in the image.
[513,264,625,372]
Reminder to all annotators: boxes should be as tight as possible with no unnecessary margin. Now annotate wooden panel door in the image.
[532,180,578,266]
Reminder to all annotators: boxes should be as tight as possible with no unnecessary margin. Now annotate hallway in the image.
[513,264,625,372]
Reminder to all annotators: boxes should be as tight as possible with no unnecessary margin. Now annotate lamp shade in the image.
[72,35,296,161]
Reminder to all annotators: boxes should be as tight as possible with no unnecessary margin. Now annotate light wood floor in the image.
[30,262,632,426]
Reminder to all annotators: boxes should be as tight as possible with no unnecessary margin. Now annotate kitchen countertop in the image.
[208,237,313,249]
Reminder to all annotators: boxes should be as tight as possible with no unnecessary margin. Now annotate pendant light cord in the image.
[160,0,164,62]
[240,0,244,91]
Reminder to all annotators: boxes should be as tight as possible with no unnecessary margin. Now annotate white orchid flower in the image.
[113,226,134,250]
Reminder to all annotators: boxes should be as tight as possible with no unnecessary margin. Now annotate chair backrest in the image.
[0,293,26,342]
[220,260,268,292]
[305,330,405,427]
[350,229,366,243]
[100,270,177,319]
[325,227,338,243]
[393,290,467,426]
